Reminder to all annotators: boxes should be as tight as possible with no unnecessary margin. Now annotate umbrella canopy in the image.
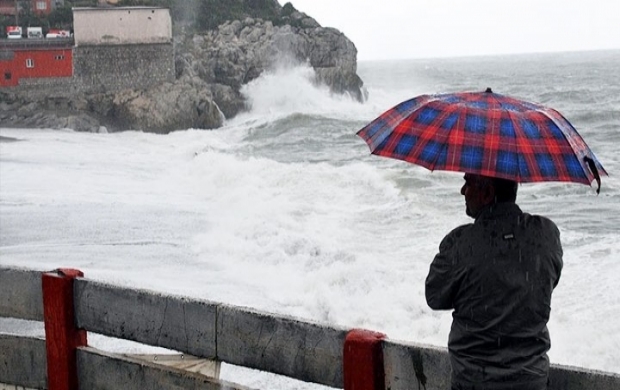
[357,88,607,192]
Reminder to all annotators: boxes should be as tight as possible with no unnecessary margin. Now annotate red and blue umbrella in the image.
[357,88,607,192]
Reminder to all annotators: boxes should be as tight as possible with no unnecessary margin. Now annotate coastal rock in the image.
[0,91,100,132]
[110,78,224,133]
[177,14,366,118]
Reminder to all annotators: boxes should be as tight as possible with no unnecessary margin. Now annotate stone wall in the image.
[73,43,175,94]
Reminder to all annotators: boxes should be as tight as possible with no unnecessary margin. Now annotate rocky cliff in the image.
[0,3,365,133]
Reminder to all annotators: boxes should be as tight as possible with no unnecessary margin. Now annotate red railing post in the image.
[42,268,88,390]
[343,329,387,390]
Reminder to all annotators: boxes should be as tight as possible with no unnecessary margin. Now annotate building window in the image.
[36,1,47,10]
[4,72,11,80]
[26,58,34,68]
[55,54,65,60]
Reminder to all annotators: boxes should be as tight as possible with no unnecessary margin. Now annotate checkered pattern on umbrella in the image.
[357,90,607,187]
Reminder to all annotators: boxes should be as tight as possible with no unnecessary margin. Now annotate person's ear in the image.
[483,185,496,204]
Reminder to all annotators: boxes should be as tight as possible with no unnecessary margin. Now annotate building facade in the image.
[0,0,55,17]
[32,0,53,16]
[73,7,172,46]
[0,0,17,16]
[1,42,73,86]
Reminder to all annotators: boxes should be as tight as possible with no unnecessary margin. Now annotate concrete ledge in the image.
[383,338,620,390]
[550,363,620,390]
[127,354,221,378]
[0,267,43,321]
[383,339,451,390]
[77,347,249,390]
[0,335,47,389]
[74,279,218,359]
[217,304,347,388]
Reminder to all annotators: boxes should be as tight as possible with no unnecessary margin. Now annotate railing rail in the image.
[1,266,619,390]
[0,267,44,321]
[0,334,47,389]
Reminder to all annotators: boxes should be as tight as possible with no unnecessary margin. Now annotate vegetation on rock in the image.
[117,0,302,31]
[1,0,302,36]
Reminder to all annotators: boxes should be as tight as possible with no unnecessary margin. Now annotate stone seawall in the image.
[73,43,175,94]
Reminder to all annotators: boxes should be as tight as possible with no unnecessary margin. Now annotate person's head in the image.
[460,173,518,218]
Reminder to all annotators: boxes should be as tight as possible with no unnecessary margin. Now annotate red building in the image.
[31,0,53,16]
[0,45,73,86]
[0,0,17,16]
[0,0,54,17]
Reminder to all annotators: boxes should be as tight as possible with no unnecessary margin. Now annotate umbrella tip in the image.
[485,87,493,93]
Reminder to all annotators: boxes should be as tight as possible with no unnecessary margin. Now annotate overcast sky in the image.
[290,0,620,61]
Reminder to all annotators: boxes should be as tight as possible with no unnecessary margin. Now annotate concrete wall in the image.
[73,7,172,46]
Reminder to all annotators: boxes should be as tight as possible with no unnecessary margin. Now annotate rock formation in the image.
[0,3,365,133]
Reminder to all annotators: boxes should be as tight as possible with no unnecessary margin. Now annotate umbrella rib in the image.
[541,109,607,183]
[504,109,524,183]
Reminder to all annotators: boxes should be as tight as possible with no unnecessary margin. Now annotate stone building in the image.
[72,6,175,93]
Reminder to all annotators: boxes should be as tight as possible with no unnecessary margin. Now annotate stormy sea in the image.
[1,49,619,388]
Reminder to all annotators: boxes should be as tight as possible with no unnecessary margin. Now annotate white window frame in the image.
[26,58,34,68]
[36,1,47,10]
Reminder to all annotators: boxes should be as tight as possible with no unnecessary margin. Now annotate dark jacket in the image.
[426,203,563,390]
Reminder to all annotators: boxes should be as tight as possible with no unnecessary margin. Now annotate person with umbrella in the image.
[357,89,606,389]
[426,172,562,390]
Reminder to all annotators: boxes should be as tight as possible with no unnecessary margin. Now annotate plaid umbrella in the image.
[357,88,607,192]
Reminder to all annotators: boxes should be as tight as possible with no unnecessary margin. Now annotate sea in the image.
[1,49,619,388]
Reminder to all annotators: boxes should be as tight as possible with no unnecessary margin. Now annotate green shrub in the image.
[8,0,299,34]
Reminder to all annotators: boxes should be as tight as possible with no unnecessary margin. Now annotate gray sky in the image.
[290,0,620,60]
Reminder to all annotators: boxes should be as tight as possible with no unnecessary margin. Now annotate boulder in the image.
[110,78,224,133]
[0,91,100,132]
